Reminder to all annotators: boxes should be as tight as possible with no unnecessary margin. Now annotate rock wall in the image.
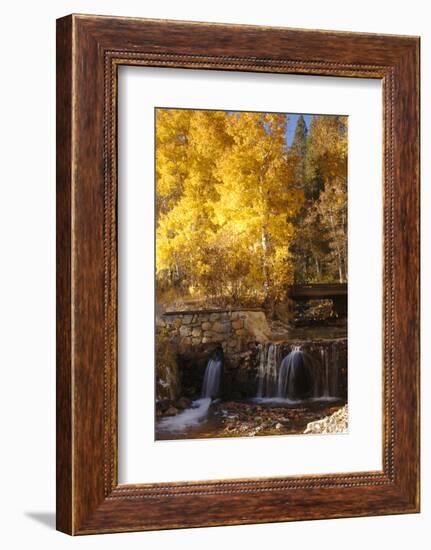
[156,309,347,402]
[157,309,271,353]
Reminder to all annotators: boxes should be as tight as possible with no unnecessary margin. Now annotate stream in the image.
[155,331,347,441]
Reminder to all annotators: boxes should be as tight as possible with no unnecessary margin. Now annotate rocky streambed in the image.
[156,398,347,440]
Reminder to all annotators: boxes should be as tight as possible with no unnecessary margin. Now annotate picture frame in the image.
[56,14,420,535]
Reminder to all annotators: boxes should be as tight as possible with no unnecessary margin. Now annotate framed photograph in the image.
[56,14,420,534]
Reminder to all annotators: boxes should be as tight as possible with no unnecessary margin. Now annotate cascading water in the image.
[320,348,329,397]
[201,357,222,398]
[277,346,314,399]
[157,397,212,433]
[256,342,341,401]
[158,349,223,435]
[257,344,280,397]
[317,343,340,398]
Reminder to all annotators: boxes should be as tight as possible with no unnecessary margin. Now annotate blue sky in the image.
[285,114,313,148]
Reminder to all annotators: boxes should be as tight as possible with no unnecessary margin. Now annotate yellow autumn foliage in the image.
[155,109,347,306]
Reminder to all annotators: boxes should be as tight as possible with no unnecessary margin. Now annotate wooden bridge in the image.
[288,283,347,317]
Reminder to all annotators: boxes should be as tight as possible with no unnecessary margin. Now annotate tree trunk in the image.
[261,225,270,296]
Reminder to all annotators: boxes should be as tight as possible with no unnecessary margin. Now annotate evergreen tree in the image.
[291,115,347,283]
[289,115,308,188]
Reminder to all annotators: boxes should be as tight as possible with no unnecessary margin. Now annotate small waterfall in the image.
[331,344,339,397]
[257,344,280,398]
[320,348,330,397]
[277,346,314,399]
[317,343,340,398]
[256,342,341,400]
[201,347,223,398]
[158,348,223,435]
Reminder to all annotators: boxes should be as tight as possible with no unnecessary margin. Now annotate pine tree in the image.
[289,115,308,188]
[291,115,348,283]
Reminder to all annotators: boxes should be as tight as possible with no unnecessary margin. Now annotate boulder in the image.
[173,318,182,329]
[212,321,231,333]
[243,311,271,343]
[182,315,193,325]
[155,335,181,401]
[179,325,192,337]
[175,397,192,410]
[164,406,179,416]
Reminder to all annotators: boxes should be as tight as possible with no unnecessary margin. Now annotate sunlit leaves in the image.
[155,109,347,304]
[292,115,348,283]
[155,109,304,305]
